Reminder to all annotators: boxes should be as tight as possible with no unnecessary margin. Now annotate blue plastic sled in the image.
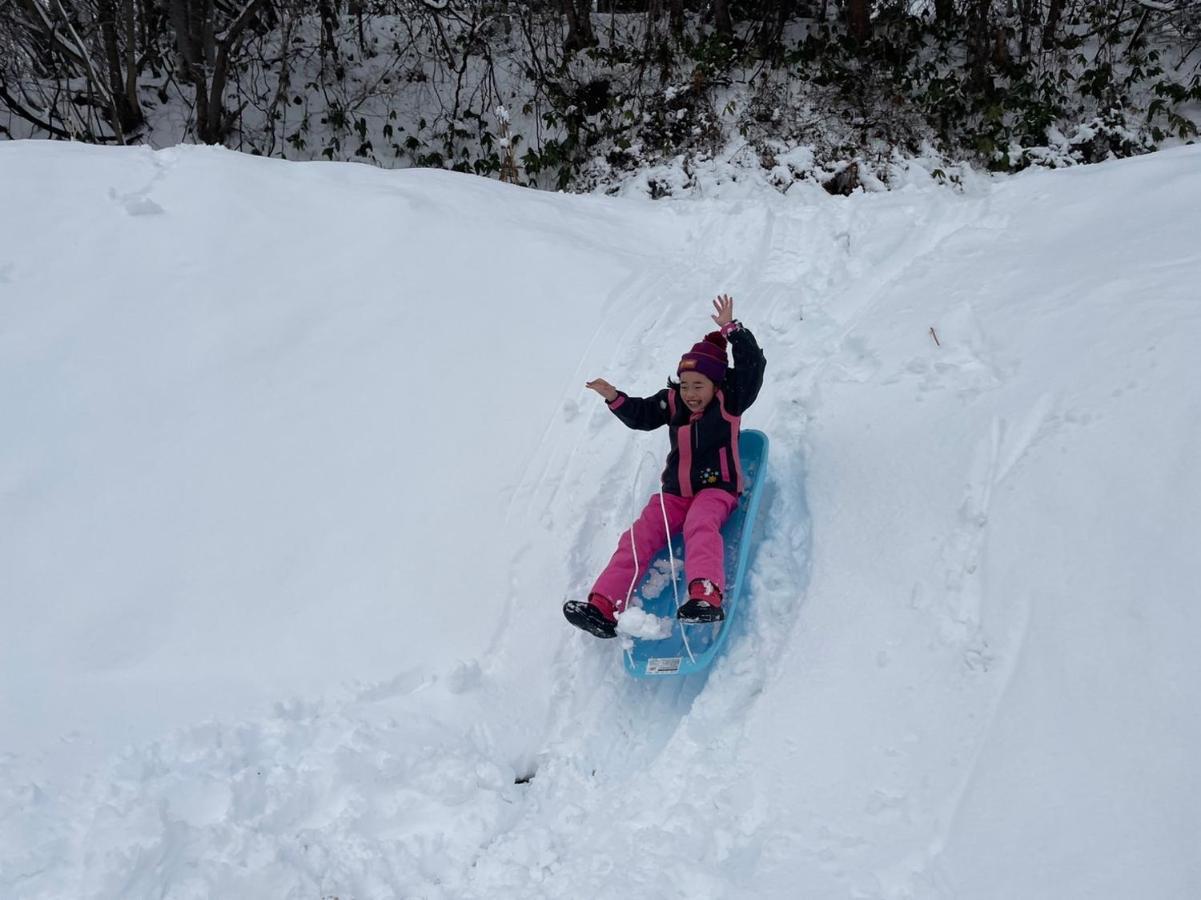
[623,429,769,678]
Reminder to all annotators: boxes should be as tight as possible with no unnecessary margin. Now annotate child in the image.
[563,294,767,639]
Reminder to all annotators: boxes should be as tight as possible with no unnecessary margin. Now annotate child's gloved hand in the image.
[586,378,619,402]
[711,294,734,327]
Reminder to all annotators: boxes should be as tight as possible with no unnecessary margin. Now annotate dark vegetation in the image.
[2,0,1198,192]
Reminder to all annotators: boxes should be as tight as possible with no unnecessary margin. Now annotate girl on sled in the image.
[564,295,767,639]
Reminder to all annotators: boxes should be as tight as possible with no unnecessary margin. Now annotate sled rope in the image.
[658,487,696,665]
[619,453,653,669]
[621,452,651,615]
[619,452,695,666]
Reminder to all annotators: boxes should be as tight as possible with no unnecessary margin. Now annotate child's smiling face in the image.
[679,372,716,412]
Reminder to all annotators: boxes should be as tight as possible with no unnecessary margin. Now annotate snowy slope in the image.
[2,141,1199,899]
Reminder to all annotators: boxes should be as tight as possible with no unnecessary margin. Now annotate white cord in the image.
[619,451,697,666]
[657,489,682,611]
[659,488,697,664]
[620,453,654,666]
[621,452,654,615]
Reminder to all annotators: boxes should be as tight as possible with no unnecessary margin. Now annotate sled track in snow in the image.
[458,187,1019,896]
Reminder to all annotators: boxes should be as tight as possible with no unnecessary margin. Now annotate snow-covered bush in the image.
[1,0,1197,193]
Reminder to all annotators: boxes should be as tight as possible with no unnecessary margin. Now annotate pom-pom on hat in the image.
[677,331,728,384]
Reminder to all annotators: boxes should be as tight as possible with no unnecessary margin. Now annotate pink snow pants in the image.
[591,488,739,619]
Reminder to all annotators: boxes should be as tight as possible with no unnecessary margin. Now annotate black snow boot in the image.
[677,598,726,623]
[678,579,725,623]
[563,600,618,639]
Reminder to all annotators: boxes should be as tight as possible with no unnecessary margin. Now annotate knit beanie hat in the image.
[677,331,728,384]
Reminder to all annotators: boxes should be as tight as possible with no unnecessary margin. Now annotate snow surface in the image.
[2,140,1200,899]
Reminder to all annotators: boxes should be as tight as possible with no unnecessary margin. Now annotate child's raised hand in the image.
[586,378,619,402]
[711,294,734,327]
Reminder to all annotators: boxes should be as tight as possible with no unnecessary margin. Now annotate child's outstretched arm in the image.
[711,295,767,415]
[585,378,619,402]
[586,378,671,431]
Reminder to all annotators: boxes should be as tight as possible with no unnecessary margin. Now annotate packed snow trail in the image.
[2,141,1200,899]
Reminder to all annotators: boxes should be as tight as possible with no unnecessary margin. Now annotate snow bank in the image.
[2,140,1199,898]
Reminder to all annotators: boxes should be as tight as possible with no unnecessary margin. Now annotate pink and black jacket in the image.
[605,324,766,498]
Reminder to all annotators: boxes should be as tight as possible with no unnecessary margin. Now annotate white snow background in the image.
[2,140,1200,899]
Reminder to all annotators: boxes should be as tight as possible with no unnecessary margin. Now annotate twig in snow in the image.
[929,326,941,347]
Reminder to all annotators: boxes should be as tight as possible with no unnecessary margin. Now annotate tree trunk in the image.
[139,0,159,71]
[1017,0,1035,60]
[318,0,340,61]
[168,0,211,140]
[122,0,140,120]
[562,0,595,54]
[668,0,684,36]
[15,0,132,139]
[97,0,144,135]
[967,0,993,90]
[763,0,794,61]
[1042,0,1063,49]
[167,0,268,144]
[847,0,871,42]
[712,0,733,39]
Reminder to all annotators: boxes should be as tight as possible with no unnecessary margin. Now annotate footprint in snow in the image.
[109,187,165,216]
